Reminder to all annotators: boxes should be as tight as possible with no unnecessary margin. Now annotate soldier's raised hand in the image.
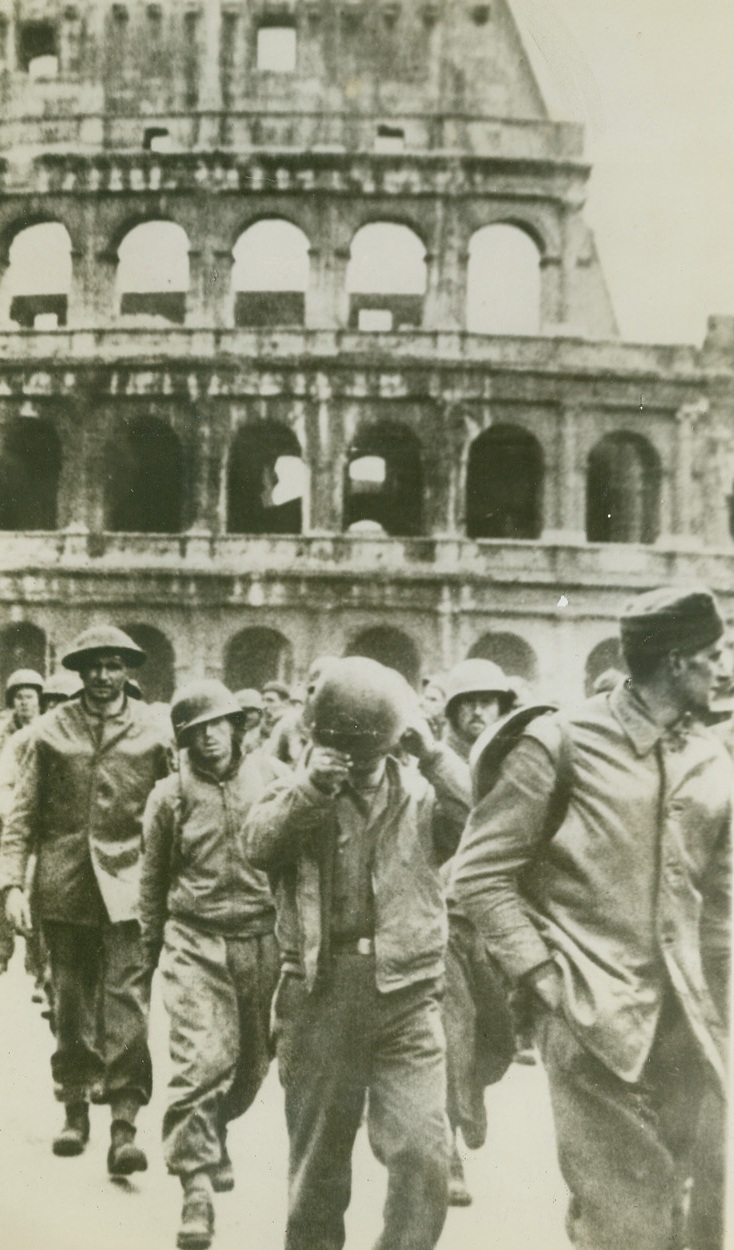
[308,746,352,795]
[399,715,436,764]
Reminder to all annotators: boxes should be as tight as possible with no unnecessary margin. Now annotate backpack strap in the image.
[523,713,573,839]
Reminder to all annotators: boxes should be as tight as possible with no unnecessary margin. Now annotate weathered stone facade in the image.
[0,0,732,702]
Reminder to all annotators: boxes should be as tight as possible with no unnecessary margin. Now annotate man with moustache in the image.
[442,659,515,762]
[0,626,170,1173]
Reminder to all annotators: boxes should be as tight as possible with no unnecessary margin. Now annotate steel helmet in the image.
[309,656,414,761]
[5,668,45,705]
[42,670,81,702]
[62,626,146,672]
[170,679,245,746]
[235,688,263,713]
[443,659,513,718]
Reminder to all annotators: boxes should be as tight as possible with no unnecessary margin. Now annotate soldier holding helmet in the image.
[245,656,471,1250]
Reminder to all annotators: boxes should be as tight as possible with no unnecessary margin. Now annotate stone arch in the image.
[0,418,61,530]
[466,224,542,335]
[224,627,293,691]
[1,222,72,327]
[227,420,304,535]
[585,638,626,696]
[347,222,426,331]
[466,424,544,539]
[116,220,190,323]
[344,420,423,537]
[586,432,661,544]
[120,623,176,703]
[345,626,421,687]
[232,218,310,327]
[104,415,184,533]
[0,622,46,691]
[468,632,539,682]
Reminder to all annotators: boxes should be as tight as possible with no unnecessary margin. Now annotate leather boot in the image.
[52,1102,90,1157]
[177,1178,215,1250]
[107,1119,148,1176]
[448,1137,473,1207]
[210,1131,234,1193]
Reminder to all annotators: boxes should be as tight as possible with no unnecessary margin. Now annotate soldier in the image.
[442,659,515,761]
[245,657,471,1250]
[0,668,44,974]
[449,587,731,1250]
[260,679,290,742]
[139,680,287,1250]
[0,626,171,1172]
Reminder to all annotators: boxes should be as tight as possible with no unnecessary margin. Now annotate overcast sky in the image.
[513,0,734,346]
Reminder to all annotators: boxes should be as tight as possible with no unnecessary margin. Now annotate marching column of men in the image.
[0,587,729,1250]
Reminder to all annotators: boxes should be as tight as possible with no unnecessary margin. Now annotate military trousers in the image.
[537,994,717,1250]
[274,951,450,1250]
[43,919,152,1108]
[159,918,279,1177]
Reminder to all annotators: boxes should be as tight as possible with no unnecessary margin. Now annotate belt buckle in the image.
[357,937,374,956]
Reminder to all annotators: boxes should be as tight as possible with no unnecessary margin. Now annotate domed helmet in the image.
[443,659,514,720]
[170,679,245,747]
[309,657,415,762]
[42,670,81,704]
[235,688,264,713]
[62,626,146,672]
[5,669,45,706]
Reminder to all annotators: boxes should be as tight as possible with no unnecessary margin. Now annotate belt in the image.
[331,936,375,956]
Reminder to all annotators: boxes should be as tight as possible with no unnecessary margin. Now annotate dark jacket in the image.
[245,745,471,993]
[0,696,171,924]
[449,684,731,1087]
[139,746,288,969]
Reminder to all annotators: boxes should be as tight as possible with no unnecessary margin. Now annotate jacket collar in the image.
[608,680,694,757]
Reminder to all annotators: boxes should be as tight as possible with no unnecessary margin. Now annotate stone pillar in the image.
[540,254,563,329]
[306,395,342,530]
[66,248,86,325]
[196,0,223,144]
[663,398,708,546]
[697,405,734,548]
[544,407,586,542]
[307,248,349,330]
[88,248,118,326]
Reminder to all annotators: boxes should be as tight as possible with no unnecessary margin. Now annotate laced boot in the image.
[177,1175,215,1250]
[52,1102,90,1157]
[107,1119,148,1176]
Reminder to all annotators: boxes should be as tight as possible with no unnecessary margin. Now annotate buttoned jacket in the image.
[0,695,170,924]
[449,684,731,1087]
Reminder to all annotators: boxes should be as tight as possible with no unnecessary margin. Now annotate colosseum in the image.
[0,0,732,702]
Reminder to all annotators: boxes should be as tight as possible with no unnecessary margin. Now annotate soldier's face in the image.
[454,694,502,744]
[12,687,40,725]
[189,716,234,771]
[672,641,730,715]
[262,692,287,732]
[80,652,127,702]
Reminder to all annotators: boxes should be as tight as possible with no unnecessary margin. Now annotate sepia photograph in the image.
[0,2,732,1248]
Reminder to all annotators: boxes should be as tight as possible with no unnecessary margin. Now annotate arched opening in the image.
[466,224,541,336]
[2,224,72,328]
[0,623,46,692]
[586,433,661,544]
[0,419,61,530]
[224,627,293,691]
[344,421,423,536]
[227,421,304,535]
[347,223,426,331]
[585,638,626,696]
[466,425,543,539]
[117,221,190,323]
[468,632,538,683]
[232,220,309,327]
[345,626,421,687]
[104,416,184,533]
[120,623,175,704]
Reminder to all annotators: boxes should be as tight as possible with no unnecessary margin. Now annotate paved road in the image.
[0,949,572,1250]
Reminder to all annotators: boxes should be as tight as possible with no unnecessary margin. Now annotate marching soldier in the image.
[442,659,515,762]
[0,626,170,1173]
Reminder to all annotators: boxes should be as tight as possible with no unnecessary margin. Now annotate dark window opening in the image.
[143,127,171,152]
[0,419,61,530]
[345,627,421,688]
[586,433,660,544]
[350,294,422,331]
[375,124,406,153]
[227,421,304,535]
[120,623,175,703]
[104,417,184,533]
[344,421,423,537]
[0,623,46,693]
[10,295,68,329]
[18,21,57,71]
[224,627,293,691]
[234,292,305,328]
[119,292,186,323]
[466,425,544,539]
[468,632,538,683]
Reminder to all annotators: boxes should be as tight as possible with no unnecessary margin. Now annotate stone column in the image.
[307,247,350,330]
[544,407,586,542]
[306,391,343,531]
[698,404,734,548]
[663,398,708,546]
[196,0,223,145]
[540,254,563,329]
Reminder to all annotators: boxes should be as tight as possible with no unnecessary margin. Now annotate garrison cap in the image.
[619,586,724,661]
[62,626,146,672]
